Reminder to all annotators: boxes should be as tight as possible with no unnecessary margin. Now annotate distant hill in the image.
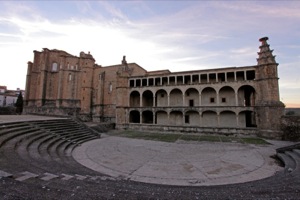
[285,108,300,116]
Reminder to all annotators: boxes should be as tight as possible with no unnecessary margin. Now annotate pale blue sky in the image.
[0,1,299,107]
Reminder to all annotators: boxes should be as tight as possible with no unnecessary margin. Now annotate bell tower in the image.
[255,37,285,138]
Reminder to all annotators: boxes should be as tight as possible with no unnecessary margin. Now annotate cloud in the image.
[0,0,299,108]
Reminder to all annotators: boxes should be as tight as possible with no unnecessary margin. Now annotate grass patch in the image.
[107,130,269,145]
[179,134,200,141]
[241,137,270,145]
[111,130,180,142]
[198,135,221,142]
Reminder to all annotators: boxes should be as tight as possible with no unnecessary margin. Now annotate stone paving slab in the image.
[0,115,67,124]
[72,136,285,186]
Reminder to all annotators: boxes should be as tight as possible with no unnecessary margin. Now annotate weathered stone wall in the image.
[117,123,258,136]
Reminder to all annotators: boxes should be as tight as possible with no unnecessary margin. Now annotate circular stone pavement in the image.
[72,136,281,186]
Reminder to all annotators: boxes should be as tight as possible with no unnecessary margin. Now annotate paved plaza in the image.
[0,115,293,187]
[73,134,292,186]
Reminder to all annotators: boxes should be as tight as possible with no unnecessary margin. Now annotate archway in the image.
[130,91,140,107]
[129,110,140,123]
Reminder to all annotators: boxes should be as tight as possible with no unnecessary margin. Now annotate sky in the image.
[0,0,299,107]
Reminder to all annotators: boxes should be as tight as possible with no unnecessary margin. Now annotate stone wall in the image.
[117,123,258,136]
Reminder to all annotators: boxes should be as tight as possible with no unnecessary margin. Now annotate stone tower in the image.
[255,37,285,137]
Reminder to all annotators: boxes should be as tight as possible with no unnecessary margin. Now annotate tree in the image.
[15,92,23,115]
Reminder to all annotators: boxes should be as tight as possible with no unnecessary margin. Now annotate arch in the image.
[129,110,140,123]
[156,110,168,125]
[219,111,236,127]
[142,90,153,107]
[169,88,183,106]
[130,91,140,107]
[185,110,199,125]
[169,111,183,125]
[185,88,199,107]
[155,89,168,107]
[142,110,153,124]
[201,111,217,127]
[201,87,217,106]
[219,86,235,106]
[238,85,256,106]
[239,111,257,128]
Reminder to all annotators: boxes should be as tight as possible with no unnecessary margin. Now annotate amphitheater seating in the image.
[0,118,300,199]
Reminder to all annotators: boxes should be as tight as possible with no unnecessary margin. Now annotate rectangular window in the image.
[161,93,164,98]
[185,115,190,124]
[210,98,215,103]
[222,98,226,103]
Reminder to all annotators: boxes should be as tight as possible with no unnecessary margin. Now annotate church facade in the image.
[24,37,285,138]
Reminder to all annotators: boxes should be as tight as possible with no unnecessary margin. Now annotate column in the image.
[153,113,156,124]
[235,91,238,106]
[199,94,202,106]
[217,113,220,127]
[216,91,219,106]
[167,94,170,106]
[199,112,202,126]
[182,94,185,107]
[140,112,142,124]
[236,114,239,127]
[153,95,156,107]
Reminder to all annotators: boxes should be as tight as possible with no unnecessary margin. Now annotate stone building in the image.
[24,37,285,138]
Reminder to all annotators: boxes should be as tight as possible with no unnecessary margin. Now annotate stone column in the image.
[216,91,220,106]
[235,91,238,106]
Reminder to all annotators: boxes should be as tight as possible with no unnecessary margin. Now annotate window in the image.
[68,73,72,81]
[161,93,164,98]
[109,82,112,93]
[52,63,58,72]
[210,98,215,103]
[186,92,190,96]
[185,115,190,124]
[222,98,226,103]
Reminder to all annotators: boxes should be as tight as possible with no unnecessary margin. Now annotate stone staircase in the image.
[0,118,300,199]
[276,143,300,175]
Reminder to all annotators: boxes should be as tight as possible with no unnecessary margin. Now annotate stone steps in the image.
[1,119,300,199]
